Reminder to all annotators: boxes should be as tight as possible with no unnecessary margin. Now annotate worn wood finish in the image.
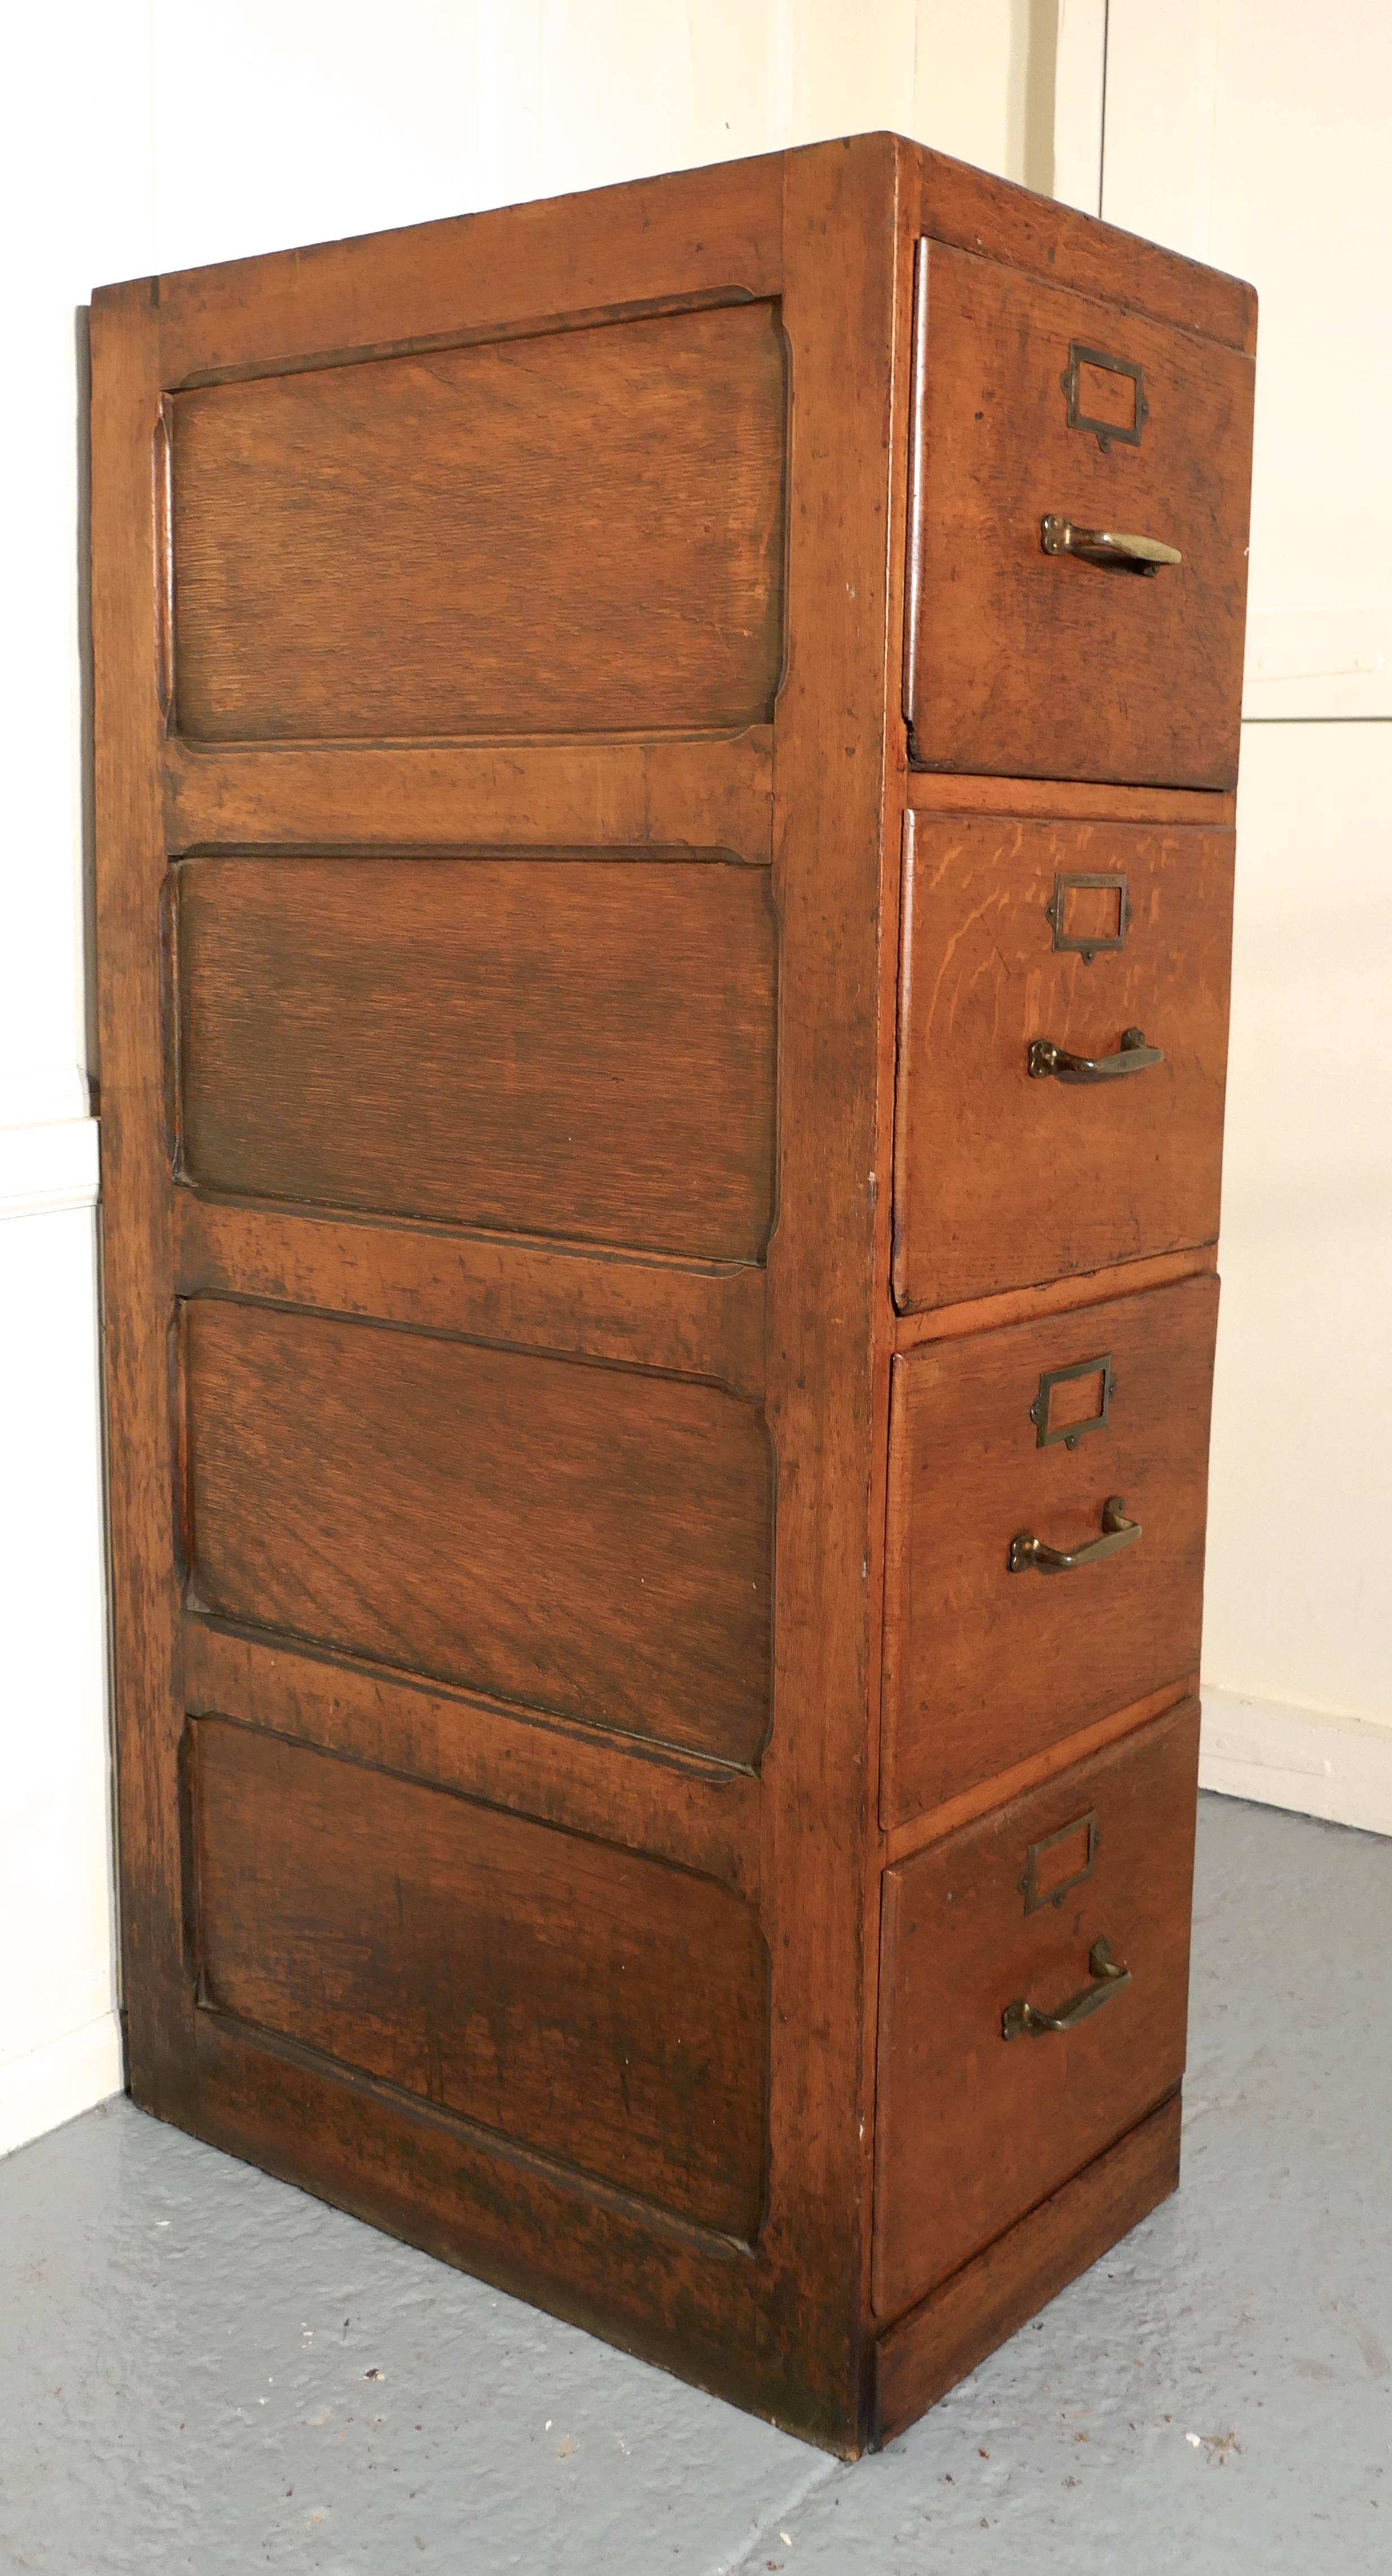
[95,133,1251,2457]
[881,1274,1217,1822]
[754,136,903,2449]
[182,1620,761,1900]
[893,813,1234,1310]
[872,2088,1183,2445]
[176,854,777,1260]
[184,2007,775,2422]
[174,1196,768,1399]
[907,246,1254,788]
[183,1298,772,1763]
[873,1701,1199,2317]
[917,149,1255,353]
[172,301,787,742]
[165,732,776,867]
[894,1244,1216,1354]
[91,282,193,2109]
[884,1672,1196,1865]
[191,1715,768,2236]
[156,157,787,387]
[907,768,1232,826]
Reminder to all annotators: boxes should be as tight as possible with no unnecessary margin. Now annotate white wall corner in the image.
[0,1061,92,1131]
[1051,0,1108,213]
[1201,1684,1392,1840]
[0,2012,124,2161]
[0,1108,100,1220]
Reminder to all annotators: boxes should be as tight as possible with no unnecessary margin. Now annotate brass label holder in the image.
[1020,1810,1100,1914]
[1030,1353,1116,1450]
[1046,870,1131,964]
[1060,342,1149,452]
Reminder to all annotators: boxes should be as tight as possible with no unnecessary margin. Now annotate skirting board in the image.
[1201,1685,1392,1839]
[0,2012,124,2159]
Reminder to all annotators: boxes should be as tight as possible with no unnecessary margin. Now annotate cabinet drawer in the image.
[873,1699,1199,2320]
[882,1275,1216,1825]
[893,813,1234,1312]
[905,243,1254,788]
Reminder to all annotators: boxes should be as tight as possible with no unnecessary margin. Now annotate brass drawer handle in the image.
[1029,1026,1163,1084]
[1041,514,1181,575]
[1002,1937,1131,2041]
[1009,1494,1140,1575]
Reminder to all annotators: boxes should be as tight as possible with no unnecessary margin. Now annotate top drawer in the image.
[905,244,1255,790]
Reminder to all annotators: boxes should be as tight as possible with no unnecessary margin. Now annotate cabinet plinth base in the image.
[870,2089,1183,2449]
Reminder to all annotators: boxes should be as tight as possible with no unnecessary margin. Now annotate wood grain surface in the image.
[191,1715,769,2236]
[905,768,1232,826]
[182,1299,773,1762]
[893,812,1234,1309]
[751,134,905,2449]
[182,1619,761,1898]
[881,1274,1218,1822]
[156,155,786,386]
[906,244,1254,787]
[872,2089,1183,2444]
[171,301,787,742]
[93,133,1251,2457]
[176,854,777,1259]
[91,282,195,2109]
[894,1246,1215,1355]
[915,145,1255,352]
[175,1196,769,1399]
[164,730,775,866]
[873,1700,1199,2316]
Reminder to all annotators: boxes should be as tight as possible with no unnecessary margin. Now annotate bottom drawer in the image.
[872,1698,1199,2321]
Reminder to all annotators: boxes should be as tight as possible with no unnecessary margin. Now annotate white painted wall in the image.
[0,0,1046,2156]
[1096,0,1392,1830]
[0,2,150,2157]
[7,0,1384,2159]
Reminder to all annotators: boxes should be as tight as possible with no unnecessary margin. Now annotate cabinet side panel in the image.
[171,302,787,742]
[176,854,778,1262]
[191,1717,769,2239]
[183,1299,773,1764]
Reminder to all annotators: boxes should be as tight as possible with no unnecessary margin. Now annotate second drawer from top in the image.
[893,811,1234,1314]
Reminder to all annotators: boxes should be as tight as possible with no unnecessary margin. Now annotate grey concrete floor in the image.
[2,1793,1389,2575]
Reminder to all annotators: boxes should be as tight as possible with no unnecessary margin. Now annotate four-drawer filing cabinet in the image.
[92,132,1255,2454]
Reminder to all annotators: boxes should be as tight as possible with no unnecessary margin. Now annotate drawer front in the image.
[882,1275,1216,1825]
[905,243,1254,788]
[893,813,1234,1312]
[873,1699,1199,2319]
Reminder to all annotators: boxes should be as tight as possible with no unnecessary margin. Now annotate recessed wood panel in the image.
[175,855,777,1262]
[170,301,787,742]
[191,1716,769,2236]
[873,1701,1198,2319]
[893,814,1234,1311]
[881,1276,1217,1824]
[906,246,1253,788]
[182,1300,773,1763]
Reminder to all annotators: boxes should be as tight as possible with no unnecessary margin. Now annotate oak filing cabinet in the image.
[92,134,1255,2454]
